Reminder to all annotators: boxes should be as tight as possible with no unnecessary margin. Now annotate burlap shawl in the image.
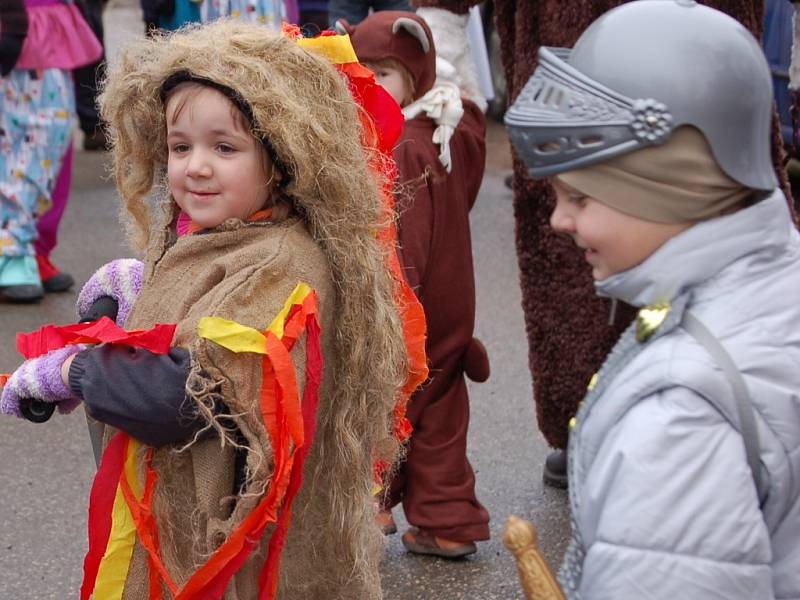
[100,213,382,599]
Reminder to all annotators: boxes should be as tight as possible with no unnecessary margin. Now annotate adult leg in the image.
[74,0,107,150]
[492,0,636,471]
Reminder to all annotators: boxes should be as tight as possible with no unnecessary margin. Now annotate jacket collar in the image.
[595,189,794,307]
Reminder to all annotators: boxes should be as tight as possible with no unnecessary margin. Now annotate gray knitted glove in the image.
[77,259,144,327]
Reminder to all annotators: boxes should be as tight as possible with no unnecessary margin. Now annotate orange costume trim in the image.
[296,28,429,469]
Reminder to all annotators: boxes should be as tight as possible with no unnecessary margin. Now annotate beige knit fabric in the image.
[560,126,755,224]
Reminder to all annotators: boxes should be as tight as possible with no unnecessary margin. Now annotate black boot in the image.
[543,448,568,489]
[1,284,44,302]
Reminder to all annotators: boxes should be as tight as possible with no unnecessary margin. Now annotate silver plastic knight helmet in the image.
[505,0,777,190]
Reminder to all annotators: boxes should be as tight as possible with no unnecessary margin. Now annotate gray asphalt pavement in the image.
[0,3,571,597]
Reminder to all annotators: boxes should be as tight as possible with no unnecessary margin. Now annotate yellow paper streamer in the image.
[199,283,312,351]
[198,318,267,354]
[94,438,143,600]
[297,35,358,65]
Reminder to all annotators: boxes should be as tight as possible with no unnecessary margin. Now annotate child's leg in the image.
[394,364,490,543]
[34,143,75,292]
[0,68,74,299]
[73,0,106,147]
[34,143,73,259]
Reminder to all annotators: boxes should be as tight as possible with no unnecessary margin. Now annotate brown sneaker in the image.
[401,527,477,559]
[376,509,397,535]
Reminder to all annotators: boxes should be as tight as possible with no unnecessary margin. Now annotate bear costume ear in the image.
[391,17,430,54]
[334,18,354,35]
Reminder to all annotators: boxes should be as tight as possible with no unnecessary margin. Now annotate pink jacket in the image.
[16,0,101,70]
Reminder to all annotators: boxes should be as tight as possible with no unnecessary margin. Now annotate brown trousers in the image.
[383,363,490,542]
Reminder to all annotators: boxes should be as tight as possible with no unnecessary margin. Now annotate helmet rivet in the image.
[630,98,673,143]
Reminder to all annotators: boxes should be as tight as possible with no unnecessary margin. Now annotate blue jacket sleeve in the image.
[68,344,213,447]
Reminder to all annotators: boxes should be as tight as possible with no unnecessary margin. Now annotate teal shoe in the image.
[0,256,44,303]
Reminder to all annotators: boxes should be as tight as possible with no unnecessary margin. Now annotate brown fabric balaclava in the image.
[341,11,437,100]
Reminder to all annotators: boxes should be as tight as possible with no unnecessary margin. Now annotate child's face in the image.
[367,64,411,107]
[550,177,692,281]
[166,85,275,228]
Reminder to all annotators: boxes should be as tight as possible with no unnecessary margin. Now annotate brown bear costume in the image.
[345,11,492,546]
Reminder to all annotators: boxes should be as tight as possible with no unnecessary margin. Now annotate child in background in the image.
[201,0,296,27]
[506,1,800,598]
[344,11,491,558]
[0,0,100,301]
[2,21,409,598]
[141,0,295,33]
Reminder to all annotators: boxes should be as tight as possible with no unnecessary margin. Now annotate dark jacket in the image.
[69,344,199,447]
[0,0,28,76]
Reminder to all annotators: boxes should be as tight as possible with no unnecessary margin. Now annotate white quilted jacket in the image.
[563,191,800,599]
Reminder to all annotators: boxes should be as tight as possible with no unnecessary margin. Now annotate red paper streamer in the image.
[335,58,428,466]
[104,292,323,600]
[259,305,322,597]
[80,431,127,600]
[16,317,176,359]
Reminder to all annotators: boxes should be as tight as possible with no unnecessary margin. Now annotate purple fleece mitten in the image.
[1,344,88,417]
[77,258,144,327]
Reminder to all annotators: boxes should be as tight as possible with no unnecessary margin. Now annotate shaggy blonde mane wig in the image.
[100,20,408,593]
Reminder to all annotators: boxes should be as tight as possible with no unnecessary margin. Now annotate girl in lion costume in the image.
[1,20,417,599]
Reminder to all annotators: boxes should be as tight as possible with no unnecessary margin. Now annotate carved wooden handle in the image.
[504,515,566,600]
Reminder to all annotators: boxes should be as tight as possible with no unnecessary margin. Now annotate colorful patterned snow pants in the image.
[0,67,74,257]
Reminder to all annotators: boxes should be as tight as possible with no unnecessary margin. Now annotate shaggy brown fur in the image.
[99,21,409,598]
[418,0,794,450]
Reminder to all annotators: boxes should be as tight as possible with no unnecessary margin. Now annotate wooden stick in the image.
[504,515,566,600]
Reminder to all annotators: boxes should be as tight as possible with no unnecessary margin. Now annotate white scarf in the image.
[402,81,464,173]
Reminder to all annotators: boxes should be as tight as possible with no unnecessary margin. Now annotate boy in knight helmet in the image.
[506,0,800,598]
[340,11,492,558]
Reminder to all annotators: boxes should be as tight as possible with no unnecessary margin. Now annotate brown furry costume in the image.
[415,0,794,450]
[346,11,491,543]
[98,21,409,599]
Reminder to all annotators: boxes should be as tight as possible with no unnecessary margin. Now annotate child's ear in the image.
[334,19,354,36]
[391,17,431,54]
